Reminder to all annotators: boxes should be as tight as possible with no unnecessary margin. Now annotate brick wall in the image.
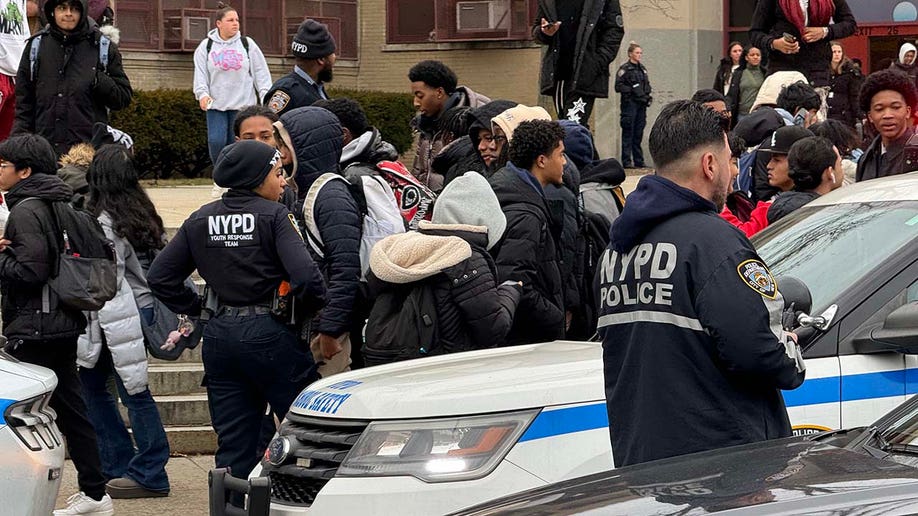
[121,0,543,108]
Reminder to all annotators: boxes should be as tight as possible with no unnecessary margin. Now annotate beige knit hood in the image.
[491,105,552,142]
[369,232,472,284]
[750,71,808,113]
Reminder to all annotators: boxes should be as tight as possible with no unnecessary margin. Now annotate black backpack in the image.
[363,277,439,367]
[18,198,117,311]
[567,210,611,341]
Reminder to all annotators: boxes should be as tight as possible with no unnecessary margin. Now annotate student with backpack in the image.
[193,2,272,170]
[0,134,114,515]
[364,172,521,365]
[274,106,369,374]
[13,0,133,157]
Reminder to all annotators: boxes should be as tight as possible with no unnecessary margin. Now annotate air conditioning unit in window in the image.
[456,0,509,31]
[183,16,211,42]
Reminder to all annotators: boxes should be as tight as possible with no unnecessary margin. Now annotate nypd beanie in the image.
[291,19,336,60]
[213,140,281,190]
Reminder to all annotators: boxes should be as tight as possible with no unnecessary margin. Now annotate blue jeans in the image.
[206,109,238,165]
[80,345,171,492]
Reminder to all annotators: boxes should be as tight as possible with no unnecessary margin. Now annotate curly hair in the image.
[727,132,746,158]
[691,89,727,105]
[233,105,278,137]
[508,120,566,170]
[312,98,371,137]
[777,81,821,113]
[408,60,458,93]
[59,143,95,168]
[809,119,858,156]
[859,69,918,114]
[86,145,166,252]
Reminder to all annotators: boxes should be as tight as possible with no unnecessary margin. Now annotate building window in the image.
[386,0,537,44]
[115,1,357,59]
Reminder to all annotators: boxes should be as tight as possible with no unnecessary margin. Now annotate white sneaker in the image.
[53,492,114,515]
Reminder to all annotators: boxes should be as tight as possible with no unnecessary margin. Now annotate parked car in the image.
[245,173,918,514]
[0,340,65,515]
[453,393,918,515]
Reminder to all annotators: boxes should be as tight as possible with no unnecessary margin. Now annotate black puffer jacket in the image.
[278,106,360,337]
[14,0,133,156]
[545,162,581,317]
[827,61,863,128]
[766,191,820,223]
[749,0,856,87]
[0,174,85,343]
[533,0,625,98]
[490,165,565,345]
[433,136,483,189]
[367,224,521,358]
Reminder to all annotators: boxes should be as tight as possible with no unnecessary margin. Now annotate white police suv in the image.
[250,173,918,514]
[0,343,65,515]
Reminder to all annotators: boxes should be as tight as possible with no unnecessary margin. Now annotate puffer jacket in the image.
[533,0,625,98]
[412,85,490,192]
[489,165,565,345]
[77,212,149,395]
[340,128,398,170]
[433,136,482,188]
[367,224,521,355]
[14,0,133,156]
[278,106,360,337]
[0,174,85,342]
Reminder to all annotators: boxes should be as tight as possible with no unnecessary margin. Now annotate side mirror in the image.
[778,276,812,315]
[869,303,918,354]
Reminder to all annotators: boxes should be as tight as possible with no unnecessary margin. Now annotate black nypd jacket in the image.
[0,174,85,343]
[614,61,652,106]
[279,107,361,338]
[265,68,326,117]
[14,0,133,156]
[533,0,624,98]
[146,190,326,317]
[597,175,805,467]
[490,165,565,345]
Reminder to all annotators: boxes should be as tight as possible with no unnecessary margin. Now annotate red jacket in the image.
[720,201,771,237]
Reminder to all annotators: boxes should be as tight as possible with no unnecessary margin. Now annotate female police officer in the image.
[147,140,326,484]
[615,42,653,168]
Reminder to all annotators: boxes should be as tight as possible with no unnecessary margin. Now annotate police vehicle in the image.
[248,173,918,514]
[0,341,65,515]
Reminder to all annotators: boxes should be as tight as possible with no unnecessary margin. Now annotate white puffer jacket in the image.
[77,212,149,395]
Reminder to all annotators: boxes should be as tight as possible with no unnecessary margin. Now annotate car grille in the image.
[267,414,368,506]
[3,392,63,452]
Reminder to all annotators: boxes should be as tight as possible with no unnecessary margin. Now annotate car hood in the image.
[288,341,604,420]
[0,353,57,417]
[453,438,918,515]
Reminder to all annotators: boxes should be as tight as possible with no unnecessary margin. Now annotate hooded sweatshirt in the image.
[193,28,273,111]
[600,174,805,467]
[0,0,29,77]
[890,43,918,82]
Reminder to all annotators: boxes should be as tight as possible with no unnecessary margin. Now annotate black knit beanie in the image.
[213,140,281,190]
[291,19,336,60]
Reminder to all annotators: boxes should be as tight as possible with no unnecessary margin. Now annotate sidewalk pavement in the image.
[56,456,212,515]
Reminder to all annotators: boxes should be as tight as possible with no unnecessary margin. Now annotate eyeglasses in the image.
[480,135,507,144]
[0,162,14,169]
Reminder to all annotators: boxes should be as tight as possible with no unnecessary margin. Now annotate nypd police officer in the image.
[147,140,325,484]
[265,19,336,116]
[597,100,805,468]
[614,42,652,168]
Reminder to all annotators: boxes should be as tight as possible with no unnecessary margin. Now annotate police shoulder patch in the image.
[737,259,777,299]
[268,91,291,113]
[287,213,303,241]
[617,68,626,77]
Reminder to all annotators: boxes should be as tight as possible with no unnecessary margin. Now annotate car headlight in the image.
[337,410,538,482]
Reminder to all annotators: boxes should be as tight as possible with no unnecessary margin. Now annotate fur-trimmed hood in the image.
[369,230,473,284]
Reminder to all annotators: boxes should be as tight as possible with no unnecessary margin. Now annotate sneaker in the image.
[53,492,114,516]
[106,477,170,499]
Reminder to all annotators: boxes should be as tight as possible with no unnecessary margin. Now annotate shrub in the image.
[111,88,416,179]
[110,89,210,180]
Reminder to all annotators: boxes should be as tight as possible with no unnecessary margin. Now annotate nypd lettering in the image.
[737,259,777,299]
[291,41,309,54]
[598,243,677,308]
[292,389,351,415]
[207,213,260,248]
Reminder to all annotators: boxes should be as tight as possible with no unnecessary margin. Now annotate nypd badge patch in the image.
[737,259,777,299]
[268,91,291,113]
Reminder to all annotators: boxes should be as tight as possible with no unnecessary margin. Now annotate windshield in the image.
[882,401,918,452]
[754,201,918,314]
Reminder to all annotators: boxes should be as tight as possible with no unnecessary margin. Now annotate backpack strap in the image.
[206,38,212,54]
[29,34,42,81]
[302,173,349,258]
[98,34,110,71]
